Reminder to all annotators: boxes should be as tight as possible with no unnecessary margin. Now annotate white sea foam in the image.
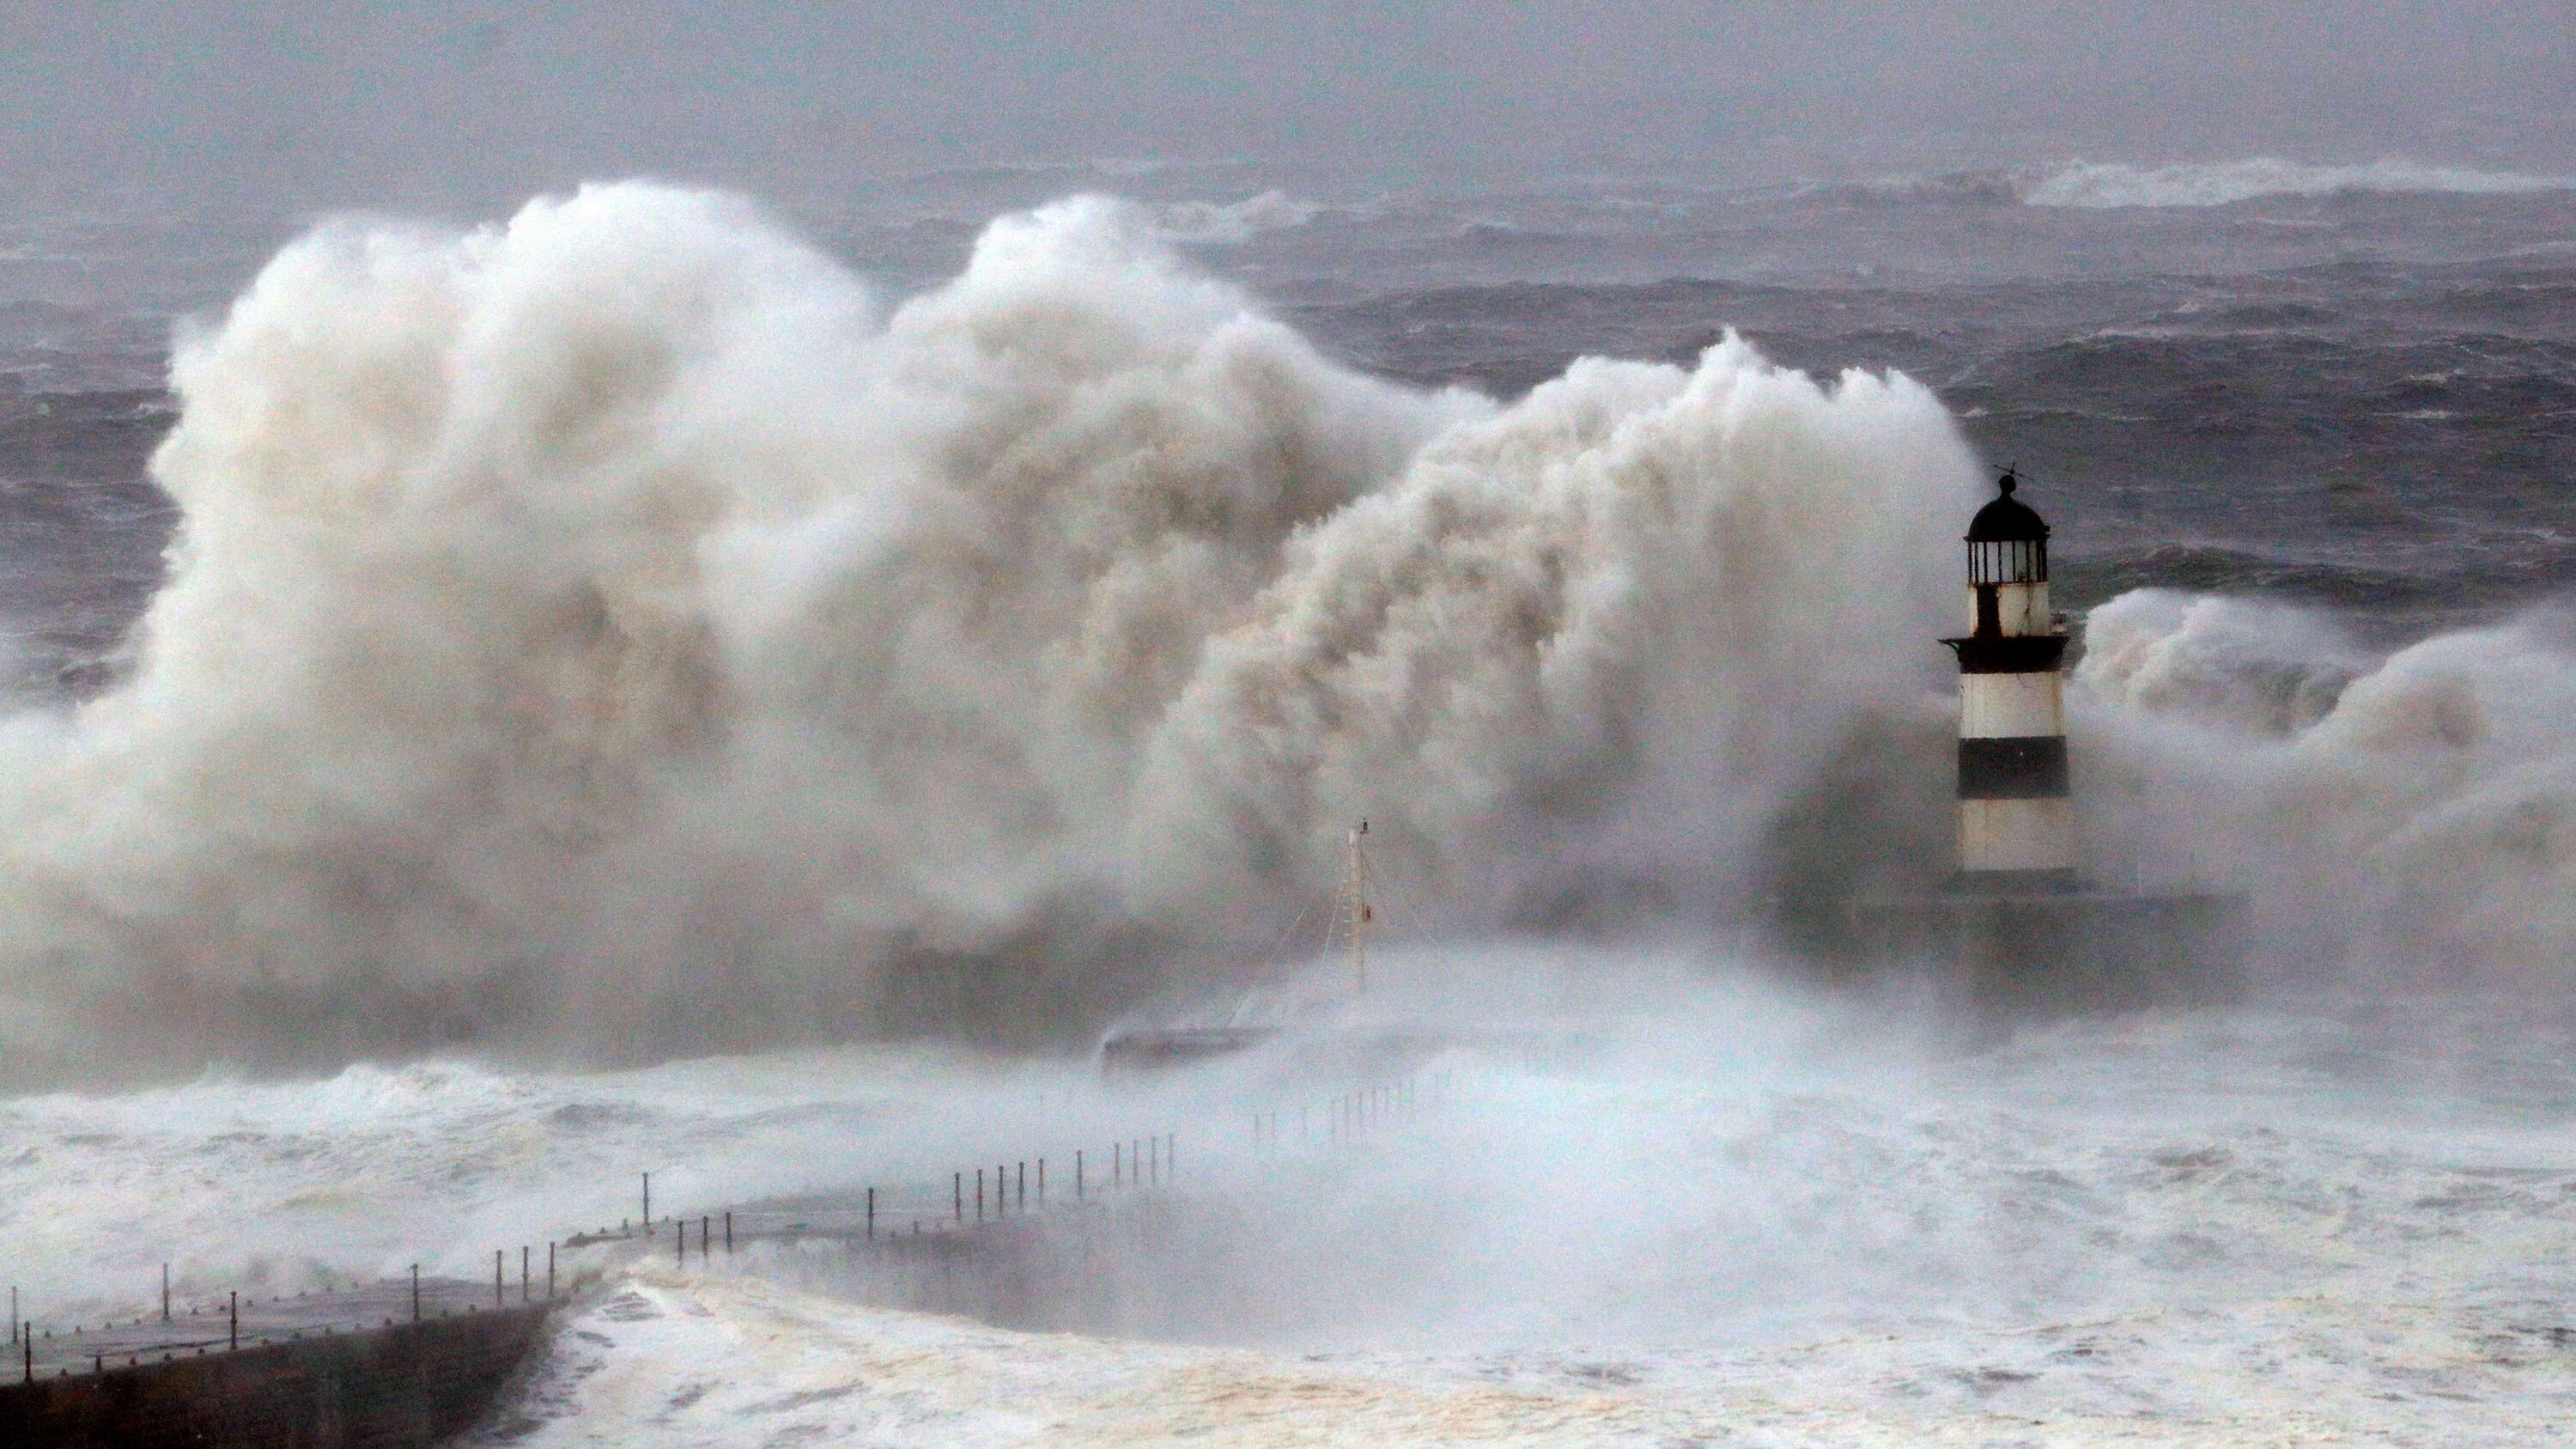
[2026,156,2575,209]
[477,1253,2576,1447]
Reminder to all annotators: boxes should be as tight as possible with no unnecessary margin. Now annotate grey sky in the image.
[3,1,2569,210]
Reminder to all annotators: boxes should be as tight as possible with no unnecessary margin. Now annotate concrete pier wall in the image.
[1848,889,2247,1017]
[0,1306,549,1449]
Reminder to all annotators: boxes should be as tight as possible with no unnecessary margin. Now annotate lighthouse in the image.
[1942,472,2075,888]
[1844,469,2243,1015]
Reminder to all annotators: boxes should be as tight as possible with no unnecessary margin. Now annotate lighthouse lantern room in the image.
[1943,472,2076,888]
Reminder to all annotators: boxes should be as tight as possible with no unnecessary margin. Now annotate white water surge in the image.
[10,971,2576,1446]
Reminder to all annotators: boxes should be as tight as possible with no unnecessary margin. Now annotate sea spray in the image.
[0,182,1981,1081]
[2076,592,2576,996]
[18,179,2576,1086]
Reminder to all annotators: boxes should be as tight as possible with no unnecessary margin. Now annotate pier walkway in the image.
[14,1272,540,1383]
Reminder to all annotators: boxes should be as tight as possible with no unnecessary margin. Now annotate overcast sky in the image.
[3,1,2569,211]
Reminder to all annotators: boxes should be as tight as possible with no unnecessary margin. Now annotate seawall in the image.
[0,1305,550,1449]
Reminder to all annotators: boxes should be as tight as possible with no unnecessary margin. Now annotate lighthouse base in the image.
[1845,886,2246,1020]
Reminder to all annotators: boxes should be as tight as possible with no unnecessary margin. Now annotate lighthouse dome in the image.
[1966,472,2049,541]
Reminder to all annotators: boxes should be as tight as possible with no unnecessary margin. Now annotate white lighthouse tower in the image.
[1943,472,2076,888]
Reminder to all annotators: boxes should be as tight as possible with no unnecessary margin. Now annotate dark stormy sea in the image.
[7,157,2576,1445]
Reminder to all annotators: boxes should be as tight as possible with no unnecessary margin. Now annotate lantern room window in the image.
[1968,537,2047,586]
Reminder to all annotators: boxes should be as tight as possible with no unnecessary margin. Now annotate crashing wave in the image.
[2074,594,2576,989]
[15,174,2576,1082]
[0,181,1978,1075]
[1151,190,1319,244]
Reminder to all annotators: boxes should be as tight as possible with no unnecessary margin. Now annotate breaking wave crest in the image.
[1151,190,1319,244]
[0,181,1979,1078]
[2025,156,2576,209]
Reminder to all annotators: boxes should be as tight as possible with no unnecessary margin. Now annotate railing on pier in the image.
[11,1068,1451,1384]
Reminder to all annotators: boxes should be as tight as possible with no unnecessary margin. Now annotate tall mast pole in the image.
[1345,820,1371,995]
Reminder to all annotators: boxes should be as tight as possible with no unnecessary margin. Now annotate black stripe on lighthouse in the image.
[1946,635,2069,673]
[1956,736,2069,798]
